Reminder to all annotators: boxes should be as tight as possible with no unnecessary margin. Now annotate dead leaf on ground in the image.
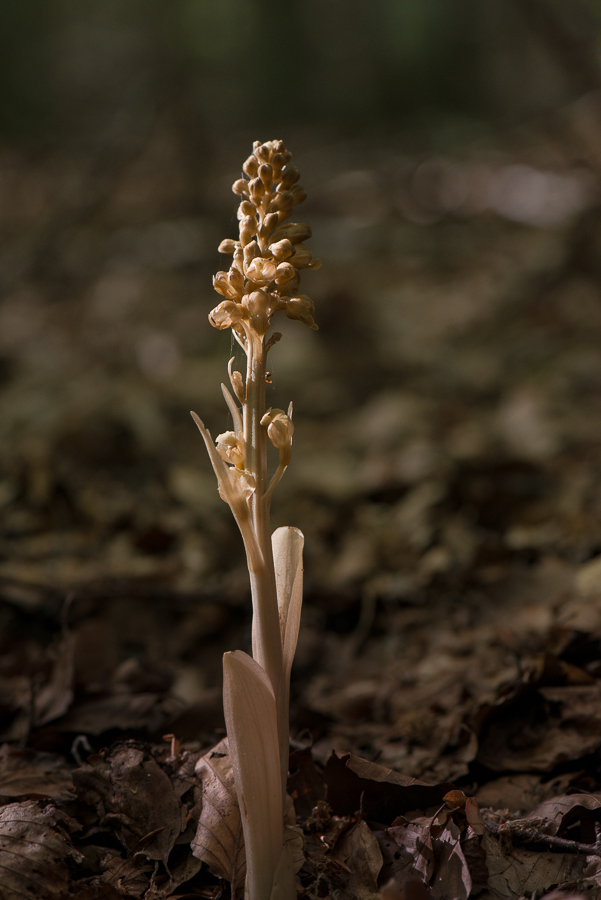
[288,744,327,819]
[376,818,434,889]
[57,693,184,735]
[428,819,471,900]
[475,772,574,812]
[100,852,153,897]
[0,800,83,898]
[324,752,454,822]
[477,684,601,772]
[503,791,601,842]
[332,818,383,898]
[73,743,183,866]
[0,744,75,801]
[190,737,245,892]
[482,832,586,898]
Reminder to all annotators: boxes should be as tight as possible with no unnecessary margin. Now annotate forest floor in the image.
[2,119,601,898]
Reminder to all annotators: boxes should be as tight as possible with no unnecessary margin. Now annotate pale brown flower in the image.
[209,140,320,334]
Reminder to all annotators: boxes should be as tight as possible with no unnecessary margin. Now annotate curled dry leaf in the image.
[428,819,471,900]
[0,800,83,898]
[324,752,453,822]
[191,737,246,890]
[377,817,473,900]
[509,792,601,837]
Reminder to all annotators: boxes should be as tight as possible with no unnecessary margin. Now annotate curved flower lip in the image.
[209,300,246,330]
[213,272,240,300]
[216,430,245,468]
[245,258,277,285]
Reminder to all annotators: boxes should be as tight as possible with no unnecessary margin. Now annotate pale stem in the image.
[242,327,289,794]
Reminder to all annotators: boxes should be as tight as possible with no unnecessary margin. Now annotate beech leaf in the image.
[0,800,82,898]
[191,737,246,891]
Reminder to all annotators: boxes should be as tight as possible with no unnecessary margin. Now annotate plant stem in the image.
[243,328,289,795]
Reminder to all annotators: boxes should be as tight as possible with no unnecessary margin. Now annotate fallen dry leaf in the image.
[377,818,434,888]
[58,693,184,735]
[0,744,75,801]
[73,744,183,865]
[510,792,601,837]
[482,832,586,897]
[325,753,453,822]
[477,684,601,772]
[0,800,83,898]
[100,852,152,897]
[428,819,471,900]
[332,818,383,897]
[475,772,574,812]
[190,737,245,891]
[288,744,327,819]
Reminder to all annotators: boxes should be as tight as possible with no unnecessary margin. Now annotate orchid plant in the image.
[192,140,320,900]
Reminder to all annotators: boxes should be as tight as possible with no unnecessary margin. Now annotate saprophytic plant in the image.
[192,139,320,900]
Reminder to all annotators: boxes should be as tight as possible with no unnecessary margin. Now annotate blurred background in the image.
[3,0,601,759]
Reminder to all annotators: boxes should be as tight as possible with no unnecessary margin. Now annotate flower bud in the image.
[259,164,273,188]
[232,178,249,197]
[255,144,270,163]
[269,238,294,261]
[243,240,261,268]
[291,185,307,205]
[273,140,286,154]
[288,243,313,269]
[218,239,236,255]
[240,215,258,246]
[280,166,300,189]
[264,212,279,232]
[249,177,265,201]
[260,408,294,459]
[275,262,296,285]
[285,294,315,323]
[270,222,312,244]
[268,191,293,212]
[237,200,255,220]
[242,155,259,177]
[270,153,286,178]
[279,271,300,295]
[228,360,245,403]
[245,257,277,286]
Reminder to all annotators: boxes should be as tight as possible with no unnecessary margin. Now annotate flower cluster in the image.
[210,139,320,336]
